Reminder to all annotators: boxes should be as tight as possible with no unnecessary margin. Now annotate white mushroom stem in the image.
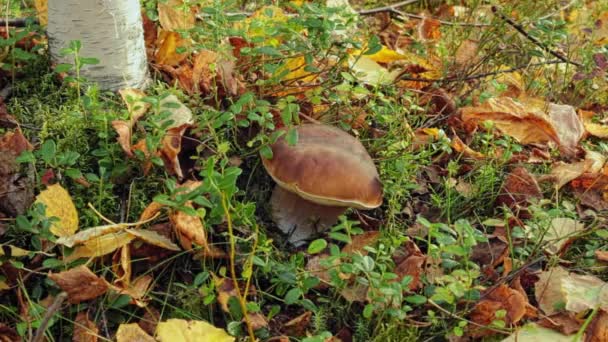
[270,185,346,246]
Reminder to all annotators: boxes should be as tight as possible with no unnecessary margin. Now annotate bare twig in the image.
[396,59,566,83]
[394,10,490,27]
[357,0,419,15]
[0,17,38,27]
[539,0,577,20]
[491,6,582,67]
[32,292,68,342]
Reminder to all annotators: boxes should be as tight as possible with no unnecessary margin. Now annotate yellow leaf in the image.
[158,0,196,31]
[238,6,287,45]
[65,231,134,262]
[350,45,407,64]
[35,184,78,237]
[0,245,30,257]
[0,281,9,291]
[156,319,235,342]
[126,229,180,251]
[56,223,126,248]
[580,110,608,138]
[34,0,48,26]
[155,30,190,66]
[348,56,401,86]
[279,56,317,82]
[116,323,155,342]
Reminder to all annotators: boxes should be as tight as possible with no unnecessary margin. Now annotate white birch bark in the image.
[47,0,150,91]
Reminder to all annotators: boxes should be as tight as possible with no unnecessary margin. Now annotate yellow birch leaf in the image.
[35,184,78,237]
[155,30,190,66]
[350,45,407,64]
[34,0,48,26]
[0,245,30,257]
[279,56,317,82]
[156,319,235,342]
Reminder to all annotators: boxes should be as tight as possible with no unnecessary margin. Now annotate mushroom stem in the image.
[270,185,345,246]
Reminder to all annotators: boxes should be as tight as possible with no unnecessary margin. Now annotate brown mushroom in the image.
[261,124,383,246]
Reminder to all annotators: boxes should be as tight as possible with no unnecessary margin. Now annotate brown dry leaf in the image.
[113,245,132,287]
[156,319,235,342]
[155,30,190,66]
[543,218,584,254]
[34,0,48,26]
[596,250,608,262]
[115,275,154,307]
[462,97,584,150]
[418,17,441,41]
[282,311,312,337]
[586,309,608,342]
[116,323,155,342]
[112,120,133,157]
[56,223,126,248]
[160,125,189,178]
[48,266,110,304]
[247,312,268,331]
[35,184,79,237]
[65,231,135,262]
[393,241,425,291]
[342,231,380,255]
[455,39,479,66]
[540,150,606,190]
[469,284,529,337]
[169,204,208,250]
[537,312,582,335]
[213,276,238,313]
[138,202,165,225]
[132,139,154,175]
[138,307,161,335]
[191,50,218,94]
[471,238,509,269]
[73,312,99,342]
[496,167,542,216]
[0,323,20,342]
[0,129,33,155]
[158,0,196,31]
[339,283,369,303]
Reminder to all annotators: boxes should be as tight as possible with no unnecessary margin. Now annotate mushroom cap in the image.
[261,124,383,209]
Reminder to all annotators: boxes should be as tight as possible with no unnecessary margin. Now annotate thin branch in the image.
[491,6,582,67]
[357,0,419,15]
[539,0,577,20]
[394,11,490,27]
[32,292,68,342]
[0,18,38,27]
[396,59,566,83]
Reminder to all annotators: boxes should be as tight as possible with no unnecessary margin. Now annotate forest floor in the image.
[1,0,608,341]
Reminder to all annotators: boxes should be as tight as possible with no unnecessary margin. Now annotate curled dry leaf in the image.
[586,309,608,342]
[462,97,584,151]
[540,150,607,190]
[35,184,79,237]
[451,135,485,159]
[73,311,99,342]
[116,323,155,342]
[156,319,235,342]
[112,120,133,157]
[138,201,165,225]
[48,266,110,304]
[114,275,154,308]
[126,229,180,251]
[56,223,126,248]
[579,109,608,138]
[161,125,189,178]
[469,283,531,337]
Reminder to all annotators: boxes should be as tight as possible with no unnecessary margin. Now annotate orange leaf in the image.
[155,30,190,66]
[112,120,133,157]
[73,312,99,342]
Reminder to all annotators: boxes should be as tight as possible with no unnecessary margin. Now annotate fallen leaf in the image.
[418,17,441,41]
[535,266,608,315]
[155,319,235,342]
[35,184,79,237]
[350,45,407,64]
[65,231,135,262]
[455,39,479,66]
[56,223,126,248]
[0,245,30,258]
[73,311,99,342]
[115,275,154,307]
[537,312,582,335]
[543,218,584,254]
[451,135,485,159]
[342,231,380,255]
[586,309,608,342]
[469,284,529,337]
[580,109,608,138]
[138,201,165,225]
[34,0,48,26]
[214,276,239,313]
[138,306,161,335]
[119,88,150,124]
[48,266,110,303]
[160,124,189,178]
[540,149,606,190]
[126,229,180,251]
[501,323,572,342]
[155,30,190,66]
[112,120,133,157]
[462,97,584,150]
[169,205,209,250]
[393,241,426,291]
[247,312,268,331]
[496,167,542,217]
[158,0,196,31]
[282,311,312,337]
[596,250,608,262]
[116,323,155,342]
[348,55,401,86]
[0,129,33,156]
[0,323,20,342]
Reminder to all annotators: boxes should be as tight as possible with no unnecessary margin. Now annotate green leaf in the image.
[363,303,374,318]
[284,288,302,305]
[286,127,299,146]
[405,294,427,305]
[307,239,327,254]
[79,57,99,65]
[260,145,273,159]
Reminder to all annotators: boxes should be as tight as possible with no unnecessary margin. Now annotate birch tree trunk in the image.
[47,0,150,91]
